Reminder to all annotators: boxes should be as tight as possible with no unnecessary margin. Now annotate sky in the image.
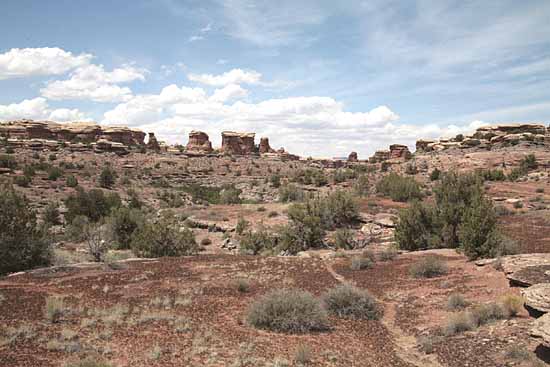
[1,0,550,158]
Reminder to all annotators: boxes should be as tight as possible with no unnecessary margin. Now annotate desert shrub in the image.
[23,165,35,177]
[44,202,61,226]
[430,168,441,181]
[47,166,63,181]
[45,296,64,323]
[477,169,506,182]
[270,174,281,188]
[395,200,438,251]
[107,207,145,249]
[321,190,359,228]
[219,186,242,204]
[494,205,512,217]
[294,344,312,365]
[239,228,278,255]
[14,174,31,187]
[334,228,355,250]
[127,189,143,209]
[99,166,117,189]
[443,312,475,335]
[291,169,328,187]
[278,184,304,202]
[65,215,89,242]
[64,357,114,367]
[469,303,507,327]
[333,169,356,184]
[361,249,377,263]
[131,215,198,258]
[65,175,78,188]
[179,184,221,204]
[0,184,51,275]
[376,173,422,202]
[0,154,17,169]
[323,284,382,320]
[353,174,370,197]
[378,247,398,261]
[257,206,267,212]
[83,222,110,262]
[447,293,468,310]
[268,210,279,218]
[350,256,373,270]
[64,188,121,223]
[504,345,531,361]
[513,201,523,209]
[458,192,500,260]
[520,154,538,171]
[246,289,328,333]
[236,217,250,235]
[234,278,251,293]
[499,294,524,317]
[405,163,418,175]
[409,256,448,278]
[535,188,545,193]
[48,153,57,161]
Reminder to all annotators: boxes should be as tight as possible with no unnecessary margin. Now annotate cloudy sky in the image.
[1,0,550,157]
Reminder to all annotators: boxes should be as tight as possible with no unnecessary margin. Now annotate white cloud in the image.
[188,68,262,86]
[41,64,147,102]
[209,84,248,102]
[188,35,204,42]
[0,97,90,122]
[0,47,91,80]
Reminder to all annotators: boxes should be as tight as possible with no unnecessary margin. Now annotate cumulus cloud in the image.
[0,47,91,80]
[0,97,90,122]
[188,68,262,86]
[41,64,147,102]
[209,84,248,102]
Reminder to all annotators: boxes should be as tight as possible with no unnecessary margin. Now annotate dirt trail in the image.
[324,260,443,367]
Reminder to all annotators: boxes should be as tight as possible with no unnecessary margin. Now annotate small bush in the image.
[236,217,250,235]
[430,168,441,181]
[350,256,373,270]
[200,237,212,246]
[469,303,507,327]
[0,154,17,169]
[409,256,448,278]
[323,283,382,320]
[268,210,279,218]
[14,175,31,187]
[376,173,423,202]
[278,184,304,202]
[294,344,312,365]
[257,206,267,212]
[47,166,63,181]
[239,228,277,255]
[499,294,523,317]
[235,278,251,293]
[443,312,475,336]
[66,175,78,188]
[45,296,64,323]
[246,289,328,333]
[334,228,355,250]
[219,186,242,204]
[447,293,468,310]
[99,166,117,189]
[107,207,144,249]
[378,248,398,261]
[64,188,121,223]
[131,215,198,258]
[44,202,61,226]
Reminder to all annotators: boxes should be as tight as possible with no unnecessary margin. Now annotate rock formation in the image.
[521,283,550,315]
[259,137,275,154]
[369,150,390,163]
[221,131,257,155]
[348,151,358,162]
[416,123,549,153]
[389,144,412,160]
[532,313,550,348]
[146,132,160,151]
[186,131,213,153]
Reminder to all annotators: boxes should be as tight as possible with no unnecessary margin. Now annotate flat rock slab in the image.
[521,283,550,314]
[373,213,397,228]
[532,313,550,348]
[500,254,550,275]
[508,265,550,287]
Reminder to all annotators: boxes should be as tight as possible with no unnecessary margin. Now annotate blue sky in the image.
[1,0,550,157]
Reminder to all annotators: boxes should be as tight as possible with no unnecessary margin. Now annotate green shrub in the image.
[499,294,524,317]
[219,186,242,204]
[239,228,278,255]
[43,202,61,226]
[323,284,382,320]
[236,217,250,235]
[48,153,57,161]
[64,188,121,223]
[14,175,31,187]
[47,166,63,181]
[429,168,441,181]
[99,166,117,189]
[278,184,304,202]
[107,207,144,249]
[469,303,507,327]
[333,169,356,183]
[65,175,78,188]
[270,174,281,188]
[131,215,198,257]
[65,215,89,242]
[409,256,448,278]
[405,163,418,175]
[395,200,438,251]
[334,228,355,250]
[0,185,51,275]
[234,278,251,293]
[376,173,423,202]
[0,154,17,169]
[179,184,221,204]
[268,210,279,218]
[246,289,328,333]
[23,165,35,177]
[353,174,370,197]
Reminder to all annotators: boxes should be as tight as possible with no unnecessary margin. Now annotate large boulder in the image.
[531,313,550,348]
[521,283,550,315]
[186,131,213,153]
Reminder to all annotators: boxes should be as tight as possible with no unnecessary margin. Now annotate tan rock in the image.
[531,313,550,348]
[389,144,411,160]
[521,283,550,314]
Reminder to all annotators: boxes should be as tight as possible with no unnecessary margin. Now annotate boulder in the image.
[373,213,396,228]
[531,313,550,348]
[186,131,213,153]
[521,283,550,315]
[347,151,358,162]
[500,254,550,275]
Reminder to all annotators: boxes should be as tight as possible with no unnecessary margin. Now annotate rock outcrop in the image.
[186,131,213,153]
[508,265,550,287]
[532,313,550,348]
[0,119,145,145]
[348,151,358,162]
[221,131,257,155]
[389,144,412,160]
[521,283,550,315]
[146,132,160,151]
[416,123,549,153]
[259,137,275,154]
[369,150,390,163]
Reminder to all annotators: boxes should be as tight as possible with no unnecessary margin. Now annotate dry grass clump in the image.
[234,278,251,293]
[322,283,383,320]
[447,293,469,310]
[246,289,328,333]
[45,296,65,323]
[443,312,475,336]
[350,256,373,270]
[499,294,524,317]
[378,248,398,261]
[409,256,448,278]
[294,344,312,365]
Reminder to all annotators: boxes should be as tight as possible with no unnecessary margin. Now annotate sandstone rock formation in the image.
[531,313,550,348]
[186,131,213,153]
[0,119,145,145]
[508,265,550,287]
[369,150,390,163]
[416,123,549,153]
[521,283,550,315]
[389,144,412,160]
[221,131,257,155]
[146,132,161,151]
[348,151,358,162]
[259,137,275,154]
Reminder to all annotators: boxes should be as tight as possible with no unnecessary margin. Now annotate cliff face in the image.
[0,119,145,145]
[416,123,549,153]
